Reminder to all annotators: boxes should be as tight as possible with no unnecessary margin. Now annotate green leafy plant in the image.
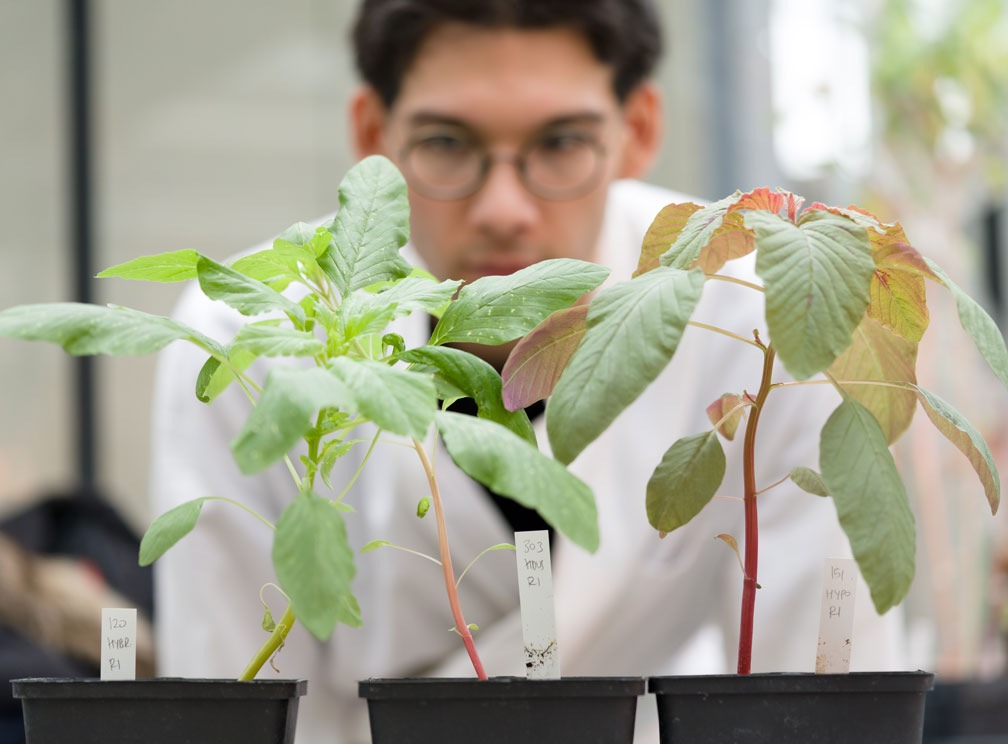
[0,155,603,680]
[503,187,1006,674]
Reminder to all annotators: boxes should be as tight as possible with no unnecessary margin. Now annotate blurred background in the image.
[1,0,1007,717]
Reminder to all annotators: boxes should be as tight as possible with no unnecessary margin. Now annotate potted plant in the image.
[1,155,643,743]
[502,187,1007,743]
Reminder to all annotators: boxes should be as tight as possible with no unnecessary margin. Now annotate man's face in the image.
[361,23,651,284]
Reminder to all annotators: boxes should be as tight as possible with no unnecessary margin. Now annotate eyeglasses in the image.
[399,126,607,201]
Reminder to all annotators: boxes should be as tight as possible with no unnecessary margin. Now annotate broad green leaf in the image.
[659,191,741,269]
[328,356,437,439]
[868,226,930,343]
[789,466,829,497]
[912,385,1000,514]
[820,398,915,614]
[501,304,589,411]
[230,249,300,292]
[361,275,462,319]
[635,201,703,276]
[750,209,875,380]
[828,316,918,443]
[436,411,598,552]
[194,348,256,403]
[139,498,208,565]
[274,224,333,267]
[97,249,201,282]
[232,367,353,474]
[230,324,324,358]
[197,255,305,324]
[547,266,706,464]
[705,393,745,441]
[323,155,411,296]
[0,303,220,357]
[925,257,1008,390]
[431,258,608,346]
[335,292,398,341]
[399,345,534,444]
[646,431,726,532]
[273,490,358,638]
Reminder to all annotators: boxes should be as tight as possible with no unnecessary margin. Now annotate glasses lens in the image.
[402,131,482,199]
[524,133,604,200]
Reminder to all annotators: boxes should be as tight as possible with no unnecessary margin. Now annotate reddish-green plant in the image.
[503,187,1006,673]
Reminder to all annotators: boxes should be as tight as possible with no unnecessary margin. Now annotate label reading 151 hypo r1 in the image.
[816,558,857,674]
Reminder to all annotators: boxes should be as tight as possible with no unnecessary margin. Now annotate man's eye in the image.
[537,131,594,153]
[415,134,474,155]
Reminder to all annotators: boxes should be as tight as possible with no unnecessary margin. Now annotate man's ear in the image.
[616,82,662,179]
[349,85,390,159]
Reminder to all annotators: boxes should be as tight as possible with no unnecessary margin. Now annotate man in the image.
[150,2,906,742]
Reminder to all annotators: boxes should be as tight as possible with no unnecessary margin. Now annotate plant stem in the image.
[239,602,296,680]
[411,438,488,680]
[737,344,776,675]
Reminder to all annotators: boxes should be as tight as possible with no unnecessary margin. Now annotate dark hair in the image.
[351,0,663,107]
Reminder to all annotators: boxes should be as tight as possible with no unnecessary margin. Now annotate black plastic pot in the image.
[11,678,306,744]
[650,671,934,744]
[359,676,644,743]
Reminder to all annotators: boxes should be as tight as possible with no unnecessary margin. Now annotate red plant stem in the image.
[737,344,776,675]
[412,438,488,680]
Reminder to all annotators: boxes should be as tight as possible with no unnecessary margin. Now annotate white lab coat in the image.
[149,179,908,743]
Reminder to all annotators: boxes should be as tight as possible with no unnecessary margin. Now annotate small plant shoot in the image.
[0,155,603,681]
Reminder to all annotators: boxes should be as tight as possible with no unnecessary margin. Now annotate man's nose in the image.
[466,157,538,238]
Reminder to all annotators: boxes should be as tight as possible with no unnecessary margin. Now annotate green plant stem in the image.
[239,602,296,681]
[411,438,488,680]
[737,344,776,675]
[687,321,764,349]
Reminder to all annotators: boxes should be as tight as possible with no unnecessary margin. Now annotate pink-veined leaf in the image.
[694,210,755,274]
[705,393,746,441]
[659,192,742,270]
[501,304,589,411]
[729,187,787,214]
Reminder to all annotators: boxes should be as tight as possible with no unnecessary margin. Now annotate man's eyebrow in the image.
[405,111,607,129]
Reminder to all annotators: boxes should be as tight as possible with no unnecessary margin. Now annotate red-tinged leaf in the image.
[729,187,786,214]
[785,191,805,221]
[659,192,742,270]
[715,533,755,583]
[695,210,755,274]
[805,203,881,228]
[869,226,931,343]
[646,431,726,532]
[635,202,703,277]
[706,393,746,440]
[828,316,918,443]
[912,386,1000,515]
[502,304,589,411]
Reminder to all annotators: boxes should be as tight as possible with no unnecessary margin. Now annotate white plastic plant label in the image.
[101,607,137,680]
[816,558,857,673]
[515,530,560,679]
